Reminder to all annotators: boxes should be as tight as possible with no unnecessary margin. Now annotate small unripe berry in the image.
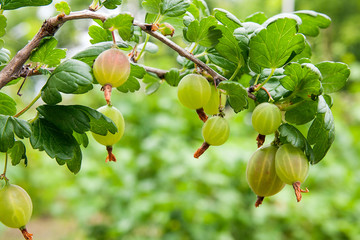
[92,105,125,147]
[275,144,309,185]
[203,85,227,115]
[275,144,310,202]
[0,183,33,229]
[202,116,230,146]
[246,145,285,204]
[177,74,211,110]
[251,102,282,135]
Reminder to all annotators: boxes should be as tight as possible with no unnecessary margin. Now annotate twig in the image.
[134,21,228,83]
[142,66,167,79]
[0,10,106,89]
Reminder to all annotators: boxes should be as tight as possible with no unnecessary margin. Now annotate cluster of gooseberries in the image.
[0,46,131,240]
[176,74,229,158]
[176,77,311,206]
[247,102,310,207]
[91,47,130,162]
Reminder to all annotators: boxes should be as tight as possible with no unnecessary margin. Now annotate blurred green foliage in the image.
[1,0,360,239]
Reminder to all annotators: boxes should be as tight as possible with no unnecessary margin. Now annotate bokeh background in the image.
[1,0,360,239]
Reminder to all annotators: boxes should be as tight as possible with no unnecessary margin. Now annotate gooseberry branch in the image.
[0,10,257,102]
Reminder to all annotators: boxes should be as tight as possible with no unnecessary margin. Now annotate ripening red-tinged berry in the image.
[93,48,130,88]
[93,48,131,104]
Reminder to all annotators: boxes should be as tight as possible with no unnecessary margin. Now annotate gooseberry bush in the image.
[0,0,351,238]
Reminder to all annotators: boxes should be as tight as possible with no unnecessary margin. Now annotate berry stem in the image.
[228,62,242,82]
[196,108,208,122]
[14,92,41,118]
[20,227,33,240]
[102,84,112,105]
[106,146,117,162]
[194,142,210,158]
[256,134,265,148]
[260,86,274,102]
[254,68,275,91]
[111,31,116,45]
[0,152,9,181]
[255,196,264,207]
[292,181,309,202]
[135,33,150,62]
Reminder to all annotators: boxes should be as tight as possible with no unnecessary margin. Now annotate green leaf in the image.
[214,8,242,32]
[142,0,162,14]
[307,96,335,164]
[207,48,237,71]
[215,25,242,64]
[285,100,318,125]
[278,123,314,163]
[2,0,52,10]
[73,132,89,148]
[143,73,160,95]
[103,0,122,9]
[161,0,190,17]
[316,61,350,94]
[186,16,221,47]
[0,115,31,152]
[0,14,7,37]
[281,62,321,99]
[55,1,70,15]
[30,37,67,67]
[291,39,312,62]
[36,105,117,135]
[41,59,93,105]
[245,12,267,24]
[116,76,139,93]
[30,117,79,160]
[117,63,145,93]
[72,41,130,66]
[0,92,16,115]
[190,0,209,18]
[218,81,248,113]
[249,18,305,69]
[164,68,181,86]
[57,144,82,174]
[103,13,134,41]
[88,25,112,44]
[0,48,10,64]
[8,141,27,166]
[295,10,331,37]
